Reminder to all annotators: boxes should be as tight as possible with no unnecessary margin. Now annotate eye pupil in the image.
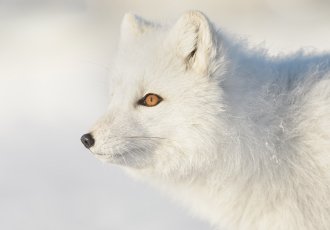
[147,95,155,105]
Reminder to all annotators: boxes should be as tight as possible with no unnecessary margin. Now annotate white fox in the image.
[81,11,330,230]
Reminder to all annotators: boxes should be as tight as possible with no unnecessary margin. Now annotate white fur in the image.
[86,11,330,230]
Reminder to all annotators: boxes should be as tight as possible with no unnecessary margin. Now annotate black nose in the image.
[81,133,95,149]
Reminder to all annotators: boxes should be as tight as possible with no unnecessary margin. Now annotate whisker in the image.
[122,136,170,140]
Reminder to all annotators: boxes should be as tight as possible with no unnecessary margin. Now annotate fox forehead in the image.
[111,34,166,83]
[110,33,191,100]
[117,28,168,66]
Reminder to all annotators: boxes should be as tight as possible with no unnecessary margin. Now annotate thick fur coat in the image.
[84,11,330,230]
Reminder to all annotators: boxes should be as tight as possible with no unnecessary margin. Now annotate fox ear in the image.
[120,13,154,42]
[169,11,217,75]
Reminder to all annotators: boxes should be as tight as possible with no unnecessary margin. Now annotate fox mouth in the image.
[87,136,169,167]
[92,149,138,159]
[91,147,151,168]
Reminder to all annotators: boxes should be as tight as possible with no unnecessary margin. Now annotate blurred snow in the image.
[0,1,329,230]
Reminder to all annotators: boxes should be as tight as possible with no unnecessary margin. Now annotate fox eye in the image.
[138,93,163,107]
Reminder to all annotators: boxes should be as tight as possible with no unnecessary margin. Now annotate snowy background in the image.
[1,1,330,230]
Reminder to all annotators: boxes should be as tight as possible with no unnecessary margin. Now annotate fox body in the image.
[82,11,330,230]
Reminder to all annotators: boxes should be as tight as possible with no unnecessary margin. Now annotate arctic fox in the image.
[81,11,330,230]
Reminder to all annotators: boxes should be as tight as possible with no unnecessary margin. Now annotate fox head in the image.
[81,11,228,181]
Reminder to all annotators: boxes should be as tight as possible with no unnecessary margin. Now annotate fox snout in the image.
[81,133,95,149]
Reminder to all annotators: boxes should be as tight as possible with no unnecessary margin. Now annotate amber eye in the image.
[138,93,163,107]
